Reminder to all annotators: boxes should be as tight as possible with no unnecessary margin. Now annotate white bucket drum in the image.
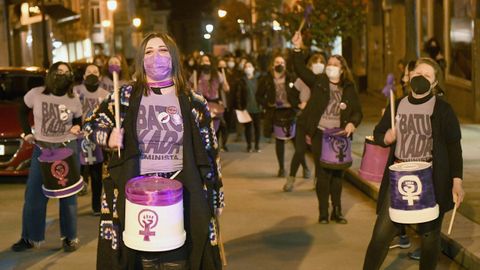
[123,176,186,252]
[389,161,439,224]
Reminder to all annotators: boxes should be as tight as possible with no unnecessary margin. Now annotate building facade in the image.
[363,0,480,122]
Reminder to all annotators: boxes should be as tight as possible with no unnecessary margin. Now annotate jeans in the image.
[21,141,79,242]
[363,196,444,270]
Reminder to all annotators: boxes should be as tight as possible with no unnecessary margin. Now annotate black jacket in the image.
[374,95,463,214]
[292,51,363,137]
[256,72,300,136]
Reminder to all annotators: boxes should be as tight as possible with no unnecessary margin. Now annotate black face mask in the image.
[84,74,100,92]
[200,65,211,74]
[274,65,284,73]
[410,75,432,95]
[52,74,73,96]
[426,46,440,58]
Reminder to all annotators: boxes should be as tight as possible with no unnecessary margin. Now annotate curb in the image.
[344,168,479,269]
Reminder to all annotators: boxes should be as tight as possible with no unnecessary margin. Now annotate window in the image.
[447,0,473,81]
[90,2,101,26]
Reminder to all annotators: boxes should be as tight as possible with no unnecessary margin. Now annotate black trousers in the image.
[311,130,344,217]
[363,198,444,270]
[244,112,261,150]
[289,125,309,177]
[315,167,343,217]
[81,162,103,212]
[215,115,228,149]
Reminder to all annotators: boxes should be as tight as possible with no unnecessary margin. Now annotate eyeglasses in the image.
[55,70,72,76]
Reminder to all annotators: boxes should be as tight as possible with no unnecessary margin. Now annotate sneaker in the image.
[11,238,34,252]
[408,248,421,260]
[246,147,253,153]
[254,148,261,153]
[277,168,286,177]
[62,238,79,252]
[303,168,311,179]
[389,235,411,249]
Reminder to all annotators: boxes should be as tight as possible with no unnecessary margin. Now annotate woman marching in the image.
[234,60,263,152]
[83,33,224,269]
[73,64,110,214]
[362,58,465,270]
[283,52,326,191]
[291,32,363,224]
[256,55,301,177]
[12,62,83,252]
[192,54,230,152]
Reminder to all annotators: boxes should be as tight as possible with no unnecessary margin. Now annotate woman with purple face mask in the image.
[83,33,224,270]
[99,55,131,93]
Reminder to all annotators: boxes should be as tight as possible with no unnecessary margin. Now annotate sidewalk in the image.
[345,92,480,269]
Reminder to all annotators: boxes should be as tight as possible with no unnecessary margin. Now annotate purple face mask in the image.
[108,64,121,74]
[144,54,172,81]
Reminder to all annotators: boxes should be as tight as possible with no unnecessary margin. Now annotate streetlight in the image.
[218,9,227,18]
[107,0,117,11]
[132,18,141,28]
[106,0,117,55]
[205,24,214,33]
[203,33,211,40]
[102,20,112,27]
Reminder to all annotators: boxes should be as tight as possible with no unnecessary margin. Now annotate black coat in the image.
[374,96,463,214]
[83,84,223,270]
[256,72,300,136]
[292,51,362,137]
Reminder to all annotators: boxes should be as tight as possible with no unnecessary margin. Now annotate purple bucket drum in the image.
[319,128,352,170]
[38,148,83,198]
[123,176,186,252]
[359,136,390,182]
[274,123,296,140]
[389,162,439,224]
[78,138,104,165]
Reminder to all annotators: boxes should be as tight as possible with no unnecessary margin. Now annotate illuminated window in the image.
[447,0,472,81]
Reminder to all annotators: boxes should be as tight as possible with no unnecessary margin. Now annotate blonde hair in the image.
[415,57,444,94]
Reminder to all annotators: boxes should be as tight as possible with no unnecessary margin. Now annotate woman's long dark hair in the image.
[198,54,220,84]
[329,55,355,86]
[133,33,188,96]
[43,61,75,98]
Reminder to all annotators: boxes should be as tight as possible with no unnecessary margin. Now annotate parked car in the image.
[0,67,45,176]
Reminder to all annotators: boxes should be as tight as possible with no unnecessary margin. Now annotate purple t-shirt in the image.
[137,91,184,175]
[394,96,435,162]
[24,86,82,143]
[74,84,110,120]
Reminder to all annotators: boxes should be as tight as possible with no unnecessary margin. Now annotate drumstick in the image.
[215,217,227,266]
[113,71,121,158]
[169,170,182,180]
[390,89,395,130]
[193,70,198,91]
[297,18,306,32]
[447,201,459,235]
[221,68,228,86]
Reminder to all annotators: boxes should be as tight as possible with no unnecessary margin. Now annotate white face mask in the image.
[325,65,341,81]
[245,67,255,77]
[227,61,235,69]
[311,63,325,75]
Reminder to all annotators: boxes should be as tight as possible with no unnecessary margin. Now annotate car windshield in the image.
[0,73,44,101]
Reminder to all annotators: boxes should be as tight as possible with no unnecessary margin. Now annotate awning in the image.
[43,4,80,24]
